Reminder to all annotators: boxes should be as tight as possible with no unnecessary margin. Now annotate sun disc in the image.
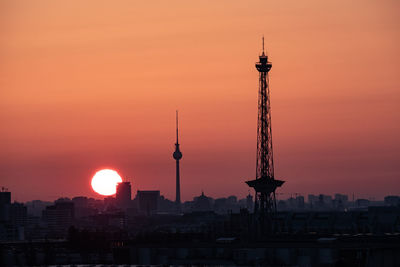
[91,169,122,196]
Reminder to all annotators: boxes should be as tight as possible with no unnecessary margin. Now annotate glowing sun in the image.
[91,169,122,196]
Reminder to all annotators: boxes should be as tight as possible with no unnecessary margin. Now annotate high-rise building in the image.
[0,190,27,241]
[0,190,11,222]
[116,182,132,208]
[0,190,11,206]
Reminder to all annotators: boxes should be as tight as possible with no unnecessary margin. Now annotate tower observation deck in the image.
[246,38,284,231]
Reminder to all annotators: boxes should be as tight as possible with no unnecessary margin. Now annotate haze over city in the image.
[1,0,399,202]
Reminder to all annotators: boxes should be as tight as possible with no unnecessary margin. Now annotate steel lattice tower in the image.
[246,38,284,228]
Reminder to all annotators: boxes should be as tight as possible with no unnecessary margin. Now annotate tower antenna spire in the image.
[176,110,179,144]
[262,36,265,53]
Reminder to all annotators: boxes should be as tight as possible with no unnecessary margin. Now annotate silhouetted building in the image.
[356,199,370,208]
[158,195,176,212]
[90,211,126,230]
[0,190,11,222]
[26,200,53,217]
[384,195,400,206]
[72,196,88,207]
[296,196,305,209]
[333,194,348,210]
[308,194,318,208]
[0,190,11,205]
[43,201,74,238]
[246,193,254,211]
[193,191,212,212]
[136,190,160,215]
[0,190,27,241]
[72,196,97,218]
[10,202,27,240]
[214,198,228,213]
[116,182,131,208]
[10,202,27,228]
[104,196,116,210]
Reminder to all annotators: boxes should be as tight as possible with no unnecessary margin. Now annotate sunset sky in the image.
[1,0,399,202]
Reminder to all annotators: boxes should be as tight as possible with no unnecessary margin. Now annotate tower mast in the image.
[246,38,284,232]
[173,110,182,213]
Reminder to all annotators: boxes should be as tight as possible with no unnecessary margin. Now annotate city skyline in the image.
[1,0,400,202]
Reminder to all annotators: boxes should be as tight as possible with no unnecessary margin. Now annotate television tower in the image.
[173,110,182,213]
[246,38,284,230]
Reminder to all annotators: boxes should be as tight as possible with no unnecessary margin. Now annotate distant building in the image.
[136,190,160,215]
[334,194,348,209]
[308,194,319,208]
[42,201,74,238]
[335,194,348,202]
[10,202,27,240]
[193,191,212,212]
[72,196,88,207]
[296,196,305,209]
[227,196,237,205]
[10,202,27,228]
[116,182,131,208]
[0,190,27,241]
[356,199,370,207]
[287,197,296,209]
[104,196,116,210]
[246,194,253,211]
[0,191,11,222]
[26,200,53,217]
[72,196,97,218]
[214,198,228,213]
[384,196,400,206]
[90,211,126,229]
[158,195,176,212]
[0,190,11,205]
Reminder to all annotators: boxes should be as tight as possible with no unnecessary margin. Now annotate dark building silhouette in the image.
[104,195,116,210]
[26,199,52,217]
[356,198,370,208]
[246,193,254,211]
[116,181,131,208]
[42,201,74,238]
[0,190,27,241]
[385,196,400,206]
[0,190,11,222]
[72,196,97,218]
[136,190,160,215]
[0,190,11,205]
[193,191,212,212]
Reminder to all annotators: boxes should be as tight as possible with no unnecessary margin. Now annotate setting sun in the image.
[91,169,122,196]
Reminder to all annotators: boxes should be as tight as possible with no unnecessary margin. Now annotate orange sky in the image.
[1,0,399,202]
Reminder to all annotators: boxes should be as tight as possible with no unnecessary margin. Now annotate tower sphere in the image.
[173,150,182,160]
